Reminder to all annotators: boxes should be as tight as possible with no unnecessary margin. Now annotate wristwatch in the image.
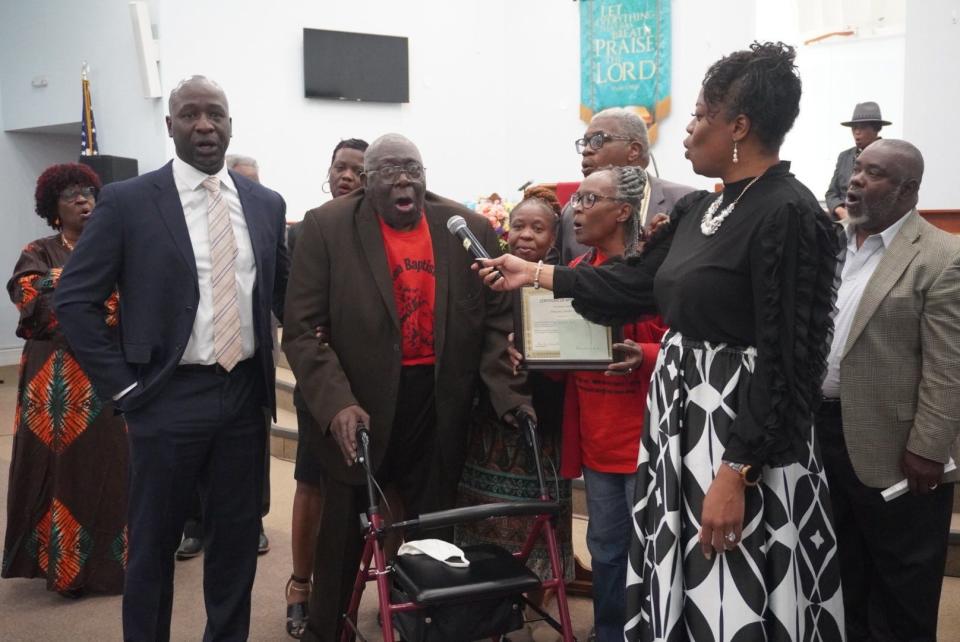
[722,460,762,486]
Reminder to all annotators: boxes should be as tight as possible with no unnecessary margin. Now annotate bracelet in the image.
[533,260,544,289]
[722,460,762,486]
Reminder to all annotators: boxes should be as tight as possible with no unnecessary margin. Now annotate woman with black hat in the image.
[825,101,891,221]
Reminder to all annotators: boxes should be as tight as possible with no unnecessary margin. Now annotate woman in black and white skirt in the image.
[478,42,845,641]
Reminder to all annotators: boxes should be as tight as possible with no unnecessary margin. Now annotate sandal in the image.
[285,574,311,639]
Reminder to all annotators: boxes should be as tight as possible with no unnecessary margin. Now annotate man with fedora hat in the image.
[825,101,891,221]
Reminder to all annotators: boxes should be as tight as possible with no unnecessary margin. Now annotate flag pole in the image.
[81,62,99,157]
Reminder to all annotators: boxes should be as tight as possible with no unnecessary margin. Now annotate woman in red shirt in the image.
[562,165,666,642]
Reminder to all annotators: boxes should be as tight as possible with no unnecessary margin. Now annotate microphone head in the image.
[446,215,467,234]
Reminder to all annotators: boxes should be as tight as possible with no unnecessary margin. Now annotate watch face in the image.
[744,465,762,484]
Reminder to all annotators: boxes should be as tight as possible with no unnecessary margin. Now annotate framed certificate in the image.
[513,287,619,370]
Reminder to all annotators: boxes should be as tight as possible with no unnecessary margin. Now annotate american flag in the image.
[81,64,99,156]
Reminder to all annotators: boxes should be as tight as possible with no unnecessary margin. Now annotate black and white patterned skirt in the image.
[625,330,844,641]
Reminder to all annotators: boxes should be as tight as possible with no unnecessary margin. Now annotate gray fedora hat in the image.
[841,101,891,127]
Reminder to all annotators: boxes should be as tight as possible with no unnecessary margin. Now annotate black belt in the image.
[177,358,253,376]
[818,396,842,415]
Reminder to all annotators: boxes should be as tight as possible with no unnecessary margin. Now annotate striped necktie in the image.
[202,176,243,371]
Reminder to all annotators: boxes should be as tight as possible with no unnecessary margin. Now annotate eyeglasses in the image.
[365,162,425,182]
[59,186,97,202]
[570,191,622,209]
[574,133,634,153]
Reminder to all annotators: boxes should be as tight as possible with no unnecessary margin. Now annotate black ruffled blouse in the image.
[552,161,841,467]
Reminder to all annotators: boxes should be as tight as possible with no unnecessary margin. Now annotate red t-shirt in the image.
[378,213,436,366]
[560,249,667,475]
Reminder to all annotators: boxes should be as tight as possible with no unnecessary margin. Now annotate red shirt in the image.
[378,213,436,366]
[560,250,667,476]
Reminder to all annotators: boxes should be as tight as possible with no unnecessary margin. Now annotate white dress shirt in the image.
[173,157,257,365]
[821,210,911,398]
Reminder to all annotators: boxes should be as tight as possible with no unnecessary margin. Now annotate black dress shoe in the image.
[258,530,270,555]
[176,537,203,560]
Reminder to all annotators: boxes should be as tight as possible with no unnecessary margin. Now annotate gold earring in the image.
[732,141,739,164]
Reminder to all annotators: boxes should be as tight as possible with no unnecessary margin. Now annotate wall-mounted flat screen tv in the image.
[303,28,409,103]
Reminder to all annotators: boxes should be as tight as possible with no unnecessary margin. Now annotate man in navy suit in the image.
[55,76,288,641]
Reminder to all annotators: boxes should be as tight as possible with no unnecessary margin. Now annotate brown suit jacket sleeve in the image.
[281,206,357,434]
[475,219,531,420]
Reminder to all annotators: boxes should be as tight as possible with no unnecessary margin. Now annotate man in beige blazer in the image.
[816,139,960,641]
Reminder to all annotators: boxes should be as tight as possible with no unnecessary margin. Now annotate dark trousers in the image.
[304,366,445,642]
[123,359,266,642]
[183,412,272,539]
[816,401,953,642]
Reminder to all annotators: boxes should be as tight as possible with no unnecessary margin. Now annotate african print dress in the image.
[2,235,127,594]
[456,375,574,582]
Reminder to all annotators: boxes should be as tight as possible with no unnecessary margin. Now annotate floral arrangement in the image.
[466,193,514,253]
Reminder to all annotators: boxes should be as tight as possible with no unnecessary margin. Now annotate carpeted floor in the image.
[0,365,593,641]
[1,363,959,641]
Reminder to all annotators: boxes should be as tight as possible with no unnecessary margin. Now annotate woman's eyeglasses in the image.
[569,191,622,209]
[59,186,97,202]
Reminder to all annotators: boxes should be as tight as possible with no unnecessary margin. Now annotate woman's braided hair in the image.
[597,165,647,256]
[513,184,561,223]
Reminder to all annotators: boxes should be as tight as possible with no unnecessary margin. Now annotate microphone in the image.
[446,215,502,281]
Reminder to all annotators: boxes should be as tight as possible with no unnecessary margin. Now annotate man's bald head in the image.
[869,139,924,187]
[363,134,422,172]
[168,75,227,114]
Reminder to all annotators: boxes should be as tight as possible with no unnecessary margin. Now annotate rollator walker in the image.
[340,413,577,642]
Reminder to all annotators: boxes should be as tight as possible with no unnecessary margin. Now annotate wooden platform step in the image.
[275,365,296,414]
[270,407,299,463]
[947,511,960,577]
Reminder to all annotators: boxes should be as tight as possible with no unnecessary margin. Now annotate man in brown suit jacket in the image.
[282,134,530,642]
[816,139,960,641]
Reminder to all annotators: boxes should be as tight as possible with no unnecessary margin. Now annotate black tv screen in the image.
[303,28,409,103]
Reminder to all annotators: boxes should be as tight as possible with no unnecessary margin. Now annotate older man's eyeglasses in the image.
[366,162,425,182]
[574,133,634,154]
[59,186,97,202]
[569,191,622,209]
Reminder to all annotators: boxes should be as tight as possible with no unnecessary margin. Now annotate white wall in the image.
[0,0,167,168]
[153,0,758,219]
[1,0,953,364]
[904,0,960,209]
[0,85,79,362]
[756,0,905,203]
[0,0,167,363]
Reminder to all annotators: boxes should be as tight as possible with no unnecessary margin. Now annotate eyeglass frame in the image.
[58,185,97,202]
[569,191,626,210]
[362,161,426,182]
[574,132,636,154]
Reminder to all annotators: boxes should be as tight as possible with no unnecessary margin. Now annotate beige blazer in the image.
[839,210,960,487]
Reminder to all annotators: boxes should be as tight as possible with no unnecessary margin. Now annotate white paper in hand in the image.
[881,458,956,502]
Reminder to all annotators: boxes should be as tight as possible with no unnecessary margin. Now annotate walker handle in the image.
[512,409,549,496]
[356,424,379,516]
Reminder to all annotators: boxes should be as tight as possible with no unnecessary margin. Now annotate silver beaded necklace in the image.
[700,172,765,236]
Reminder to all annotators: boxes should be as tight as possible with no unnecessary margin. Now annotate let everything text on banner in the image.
[580,0,671,143]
